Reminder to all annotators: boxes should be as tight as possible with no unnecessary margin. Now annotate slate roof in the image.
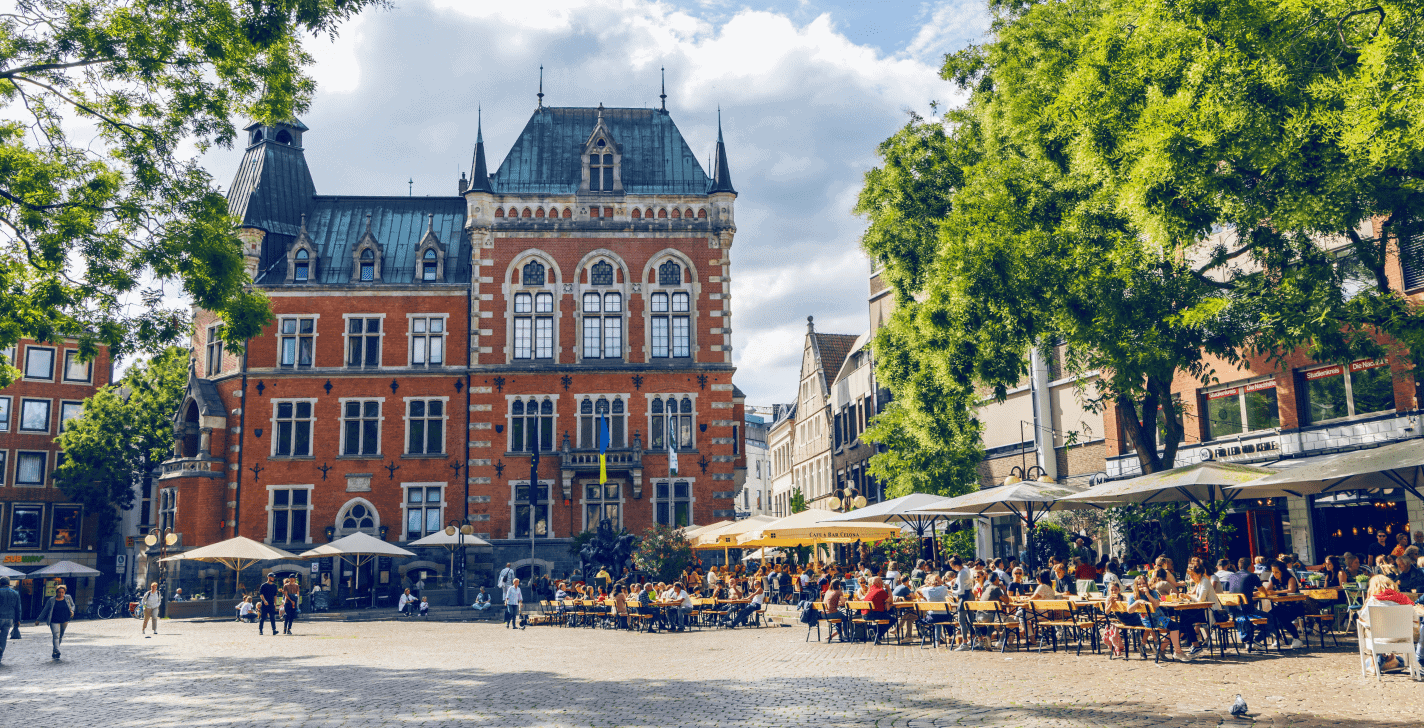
[227,136,315,238]
[252,197,469,285]
[812,333,860,392]
[489,107,712,195]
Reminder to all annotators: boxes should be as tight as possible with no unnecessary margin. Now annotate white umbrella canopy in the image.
[29,560,102,578]
[820,493,959,532]
[0,564,24,579]
[299,531,416,559]
[909,480,1092,519]
[159,536,299,571]
[1230,438,1424,500]
[692,515,777,549]
[406,531,492,547]
[741,547,783,561]
[1059,462,1277,508]
[680,520,732,540]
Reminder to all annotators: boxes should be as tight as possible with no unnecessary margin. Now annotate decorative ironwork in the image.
[631,374,643,391]
[317,463,332,480]
[390,379,399,394]
[448,460,465,480]
[522,260,546,286]
[249,463,264,483]
[323,379,333,394]
[698,456,710,474]
[658,260,681,286]
[493,376,505,393]
[384,461,400,480]
[255,381,265,395]
[494,460,505,477]
[561,374,572,391]
[697,374,708,390]
[454,378,464,393]
[590,260,614,286]
[253,428,263,439]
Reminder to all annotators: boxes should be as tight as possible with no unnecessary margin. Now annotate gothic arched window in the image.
[294,248,310,282]
[422,249,437,281]
[658,260,682,286]
[360,249,375,282]
[591,261,613,286]
[522,260,546,286]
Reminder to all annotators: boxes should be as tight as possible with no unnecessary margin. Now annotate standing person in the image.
[0,576,20,664]
[34,584,75,660]
[504,577,524,629]
[282,577,301,632]
[257,574,279,636]
[497,563,515,592]
[282,589,299,635]
[140,581,162,636]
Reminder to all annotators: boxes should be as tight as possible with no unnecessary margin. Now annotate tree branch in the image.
[0,57,122,79]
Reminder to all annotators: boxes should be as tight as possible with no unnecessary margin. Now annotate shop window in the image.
[270,489,309,545]
[1302,359,1395,424]
[9,505,42,548]
[405,486,443,540]
[1203,380,1280,440]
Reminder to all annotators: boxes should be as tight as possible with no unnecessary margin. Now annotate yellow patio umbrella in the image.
[691,515,776,566]
[736,510,902,564]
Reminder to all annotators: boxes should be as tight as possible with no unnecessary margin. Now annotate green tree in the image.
[859,0,1424,480]
[789,487,807,514]
[53,346,188,540]
[632,525,696,584]
[0,0,383,385]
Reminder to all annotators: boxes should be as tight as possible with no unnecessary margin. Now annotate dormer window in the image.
[590,153,614,191]
[294,249,310,282]
[360,249,375,281]
[422,249,437,281]
[276,129,292,145]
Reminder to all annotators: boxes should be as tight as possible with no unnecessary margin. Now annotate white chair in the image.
[1357,606,1421,681]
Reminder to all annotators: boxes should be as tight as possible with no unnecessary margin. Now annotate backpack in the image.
[798,599,821,625]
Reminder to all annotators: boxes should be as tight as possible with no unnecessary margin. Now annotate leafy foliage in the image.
[1103,503,1193,570]
[789,487,807,514]
[857,0,1424,480]
[870,533,922,569]
[937,523,976,561]
[0,0,383,384]
[632,525,696,584]
[53,347,188,538]
[1027,521,1071,569]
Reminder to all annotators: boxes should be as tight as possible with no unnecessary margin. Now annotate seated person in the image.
[1359,574,1420,674]
[891,576,913,601]
[418,596,430,617]
[236,596,257,622]
[172,588,186,602]
[471,587,492,612]
[728,584,765,628]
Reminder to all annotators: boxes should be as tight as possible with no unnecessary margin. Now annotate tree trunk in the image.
[1117,392,1163,475]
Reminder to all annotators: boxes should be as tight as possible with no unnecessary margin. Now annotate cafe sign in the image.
[2,555,46,564]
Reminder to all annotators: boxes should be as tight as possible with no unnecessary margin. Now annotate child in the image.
[418,596,430,618]
[237,596,256,623]
[1102,582,1127,657]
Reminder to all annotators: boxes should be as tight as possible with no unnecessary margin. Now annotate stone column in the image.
[199,427,213,457]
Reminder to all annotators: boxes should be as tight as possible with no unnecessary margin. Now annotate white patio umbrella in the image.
[408,528,491,590]
[1229,438,1424,501]
[28,560,102,578]
[680,520,732,540]
[909,479,1091,568]
[692,516,777,566]
[160,536,299,614]
[0,564,25,579]
[300,532,415,608]
[821,492,961,563]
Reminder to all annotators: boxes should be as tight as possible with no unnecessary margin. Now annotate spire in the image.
[537,65,544,110]
[660,67,667,113]
[467,108,493,194]
[709,107,736,194]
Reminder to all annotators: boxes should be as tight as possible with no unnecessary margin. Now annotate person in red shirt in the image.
[863,577,892,639]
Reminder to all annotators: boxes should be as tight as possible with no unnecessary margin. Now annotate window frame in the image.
[652,478,694,528]
[647,393,697,451]
[407,314,448,367]
[59,400,83,433]
[23,345,55,381]
[510,258,557,362]
[507,396,557,453]
[8,502,45,549]
[403,397,448,456]
[266,484,314,545]
[342,314,384,369]
[0,450,7,485]
[62,349,93,383]
[204,324,224,377]
[509,480,553,539]
[14,450,49,487]
[277,315,319,368]
[19,398,52,434]
[401,483,446,541]
[270,398,318,458]
[577,395,627,449]
[580,478,623,531]
[0,395,10,432]
[1299,358,1396,425]
[339,398,384,458]
[158,487,177,532]
[45,504,82,550]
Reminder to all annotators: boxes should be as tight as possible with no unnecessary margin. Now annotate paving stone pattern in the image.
[0,618,1417,726]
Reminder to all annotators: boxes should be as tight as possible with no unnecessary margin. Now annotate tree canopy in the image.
[0,0,383,385]
[53,347,188,539]
[860,0,1424,485]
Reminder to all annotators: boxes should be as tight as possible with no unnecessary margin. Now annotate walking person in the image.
[34,584,75,660]
[497,563,515,592]
[504,577,524,629]
[140,582,162,636]
[282,589,299,635]
[0,576,20,664]
[257,573,279,636]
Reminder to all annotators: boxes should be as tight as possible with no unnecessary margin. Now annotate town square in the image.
[1,0,1424,724]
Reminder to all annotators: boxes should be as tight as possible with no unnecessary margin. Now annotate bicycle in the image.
[91,593,128,619]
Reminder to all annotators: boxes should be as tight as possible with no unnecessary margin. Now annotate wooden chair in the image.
[847,600,894,645]
[914,601,955,648]
[964,600,1021,652]
[1106,601,1167,662]
[1028,599,1095,655]
[1213,593,1264,658]
[820,601,849,643]
[1301,588,1341,648]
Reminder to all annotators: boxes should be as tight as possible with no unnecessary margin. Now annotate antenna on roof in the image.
[537,65,544,110]
[408,178,413,197]
[660,67,667,112]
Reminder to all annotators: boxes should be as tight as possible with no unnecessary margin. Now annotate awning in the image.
[1230,438,1424,500]
[692,515,777,549]
[1059,462,1276,509]
[28,560,102,578]
[736,509,902,547]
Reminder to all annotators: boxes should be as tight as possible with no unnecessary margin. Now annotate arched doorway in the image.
[332,499,381,606]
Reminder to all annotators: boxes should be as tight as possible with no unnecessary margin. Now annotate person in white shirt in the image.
[397,588,415,617]
[666,583,692,631]
[504,578,524,629]
[885,562,901,584]
[141,582,162,635]
[728,583,764,628]
[236,597,256,623]
[497,563,515,591]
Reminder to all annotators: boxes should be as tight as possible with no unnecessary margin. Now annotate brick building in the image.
[0,339,114,617]
[158,100,746,598]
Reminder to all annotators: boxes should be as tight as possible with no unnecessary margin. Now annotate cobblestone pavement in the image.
[0,617,1418,726]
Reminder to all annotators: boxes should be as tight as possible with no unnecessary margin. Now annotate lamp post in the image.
[444,518,473,605]
[144,527,176,617]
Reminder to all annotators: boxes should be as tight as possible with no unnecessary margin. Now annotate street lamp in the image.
[444,518,474,605]
[144,527,176,616]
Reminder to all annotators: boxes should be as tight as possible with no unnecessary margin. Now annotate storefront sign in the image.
[2,555,46,564]
[1350,358,1389,372]
[1304,365,1342,380]
[1244,380,1277,393]
[1207,387,1240,400]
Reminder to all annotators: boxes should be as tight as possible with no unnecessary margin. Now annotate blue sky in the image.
[200,0,986,403]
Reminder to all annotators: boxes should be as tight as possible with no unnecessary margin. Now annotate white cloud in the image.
[204,0,976,403]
